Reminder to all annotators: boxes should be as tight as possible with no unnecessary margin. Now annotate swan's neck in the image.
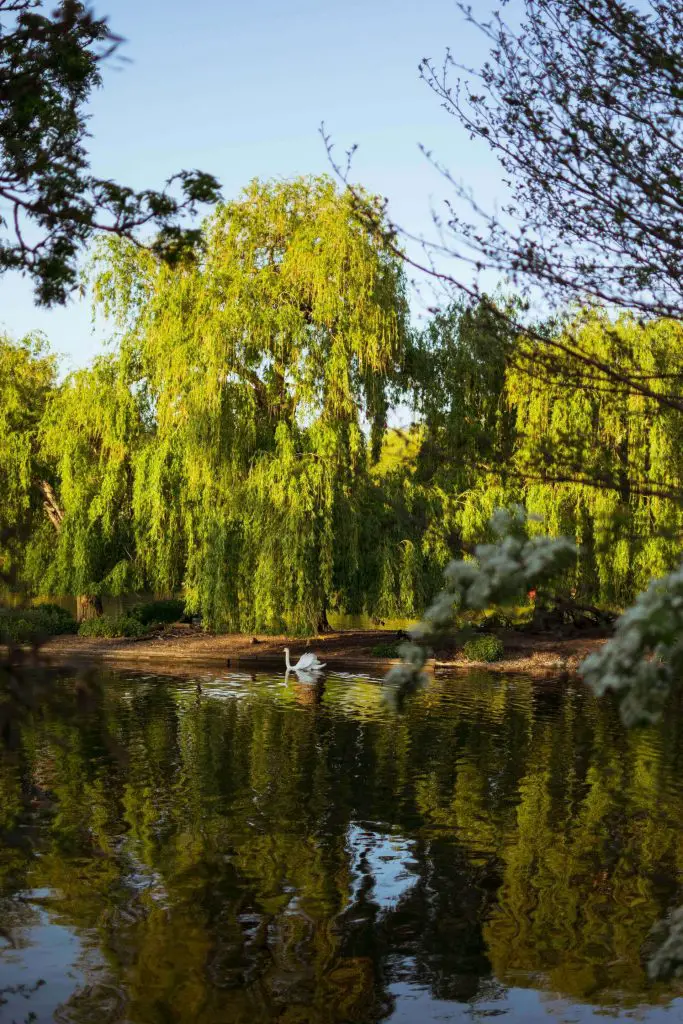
[285,648,292,670]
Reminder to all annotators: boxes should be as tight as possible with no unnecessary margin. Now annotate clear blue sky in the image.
[0,0,504,372]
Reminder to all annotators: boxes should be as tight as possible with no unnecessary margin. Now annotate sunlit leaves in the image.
[86,176,409,630]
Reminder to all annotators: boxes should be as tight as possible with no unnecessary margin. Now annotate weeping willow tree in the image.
[412,305,683,608]
[504,310,683,605]
[0,334,57,594]
[0,333,152,618]
[364,431,435,622]
[84,175,409,631]
[24,354,151,619]
[397,299,520,569]
[411,299,517,488]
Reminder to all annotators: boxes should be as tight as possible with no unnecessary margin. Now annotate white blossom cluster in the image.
[579,563,683,726]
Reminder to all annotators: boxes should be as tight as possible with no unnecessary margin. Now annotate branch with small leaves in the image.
[0,1,221,304]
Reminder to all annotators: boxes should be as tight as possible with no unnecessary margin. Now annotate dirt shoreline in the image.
[38,625,609,678]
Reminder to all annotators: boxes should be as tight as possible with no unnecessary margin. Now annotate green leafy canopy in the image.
[16,176,413,631]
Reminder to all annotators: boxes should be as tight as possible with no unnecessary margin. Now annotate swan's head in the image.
[283,647,289,653]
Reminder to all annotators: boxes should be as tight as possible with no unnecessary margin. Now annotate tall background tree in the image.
[0,333,56,590]
[86,175,411,632]
[506,310,683,603]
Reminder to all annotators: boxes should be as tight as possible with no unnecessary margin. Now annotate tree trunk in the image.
[38,479,64,532]
[77,595,103,623]
[316,604,330,634]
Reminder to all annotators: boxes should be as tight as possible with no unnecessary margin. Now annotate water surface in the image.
[1,667,683,1022]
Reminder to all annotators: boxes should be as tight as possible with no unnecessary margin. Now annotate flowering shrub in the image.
[580,565,683,726]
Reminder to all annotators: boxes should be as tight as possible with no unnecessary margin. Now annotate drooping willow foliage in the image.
[0,334,56,591]
[507,311,683,604]
[5,180,683,629]
[12,175,421,631]
[32,354,149,601]
[410,306,683,608]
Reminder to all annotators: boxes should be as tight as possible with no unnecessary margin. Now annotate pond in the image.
[1,666,683,1023]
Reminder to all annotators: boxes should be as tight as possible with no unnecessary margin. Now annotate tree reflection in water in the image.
[1,667,683,1022]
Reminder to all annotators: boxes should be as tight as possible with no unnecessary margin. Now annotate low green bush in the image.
[77,616,115,638]
[78,614,151,639]
[32,604,78,635]
[461,634,505,663]
[371,641,401,658]
[0,604,78,644]
[0,615,38,645]
[126,598,185,626]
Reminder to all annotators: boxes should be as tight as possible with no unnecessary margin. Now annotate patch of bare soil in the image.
[437,629,608,674]
[38,623,609,678]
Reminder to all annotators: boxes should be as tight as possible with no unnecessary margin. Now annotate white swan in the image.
[284,647,326,673]
[285,667,321,686]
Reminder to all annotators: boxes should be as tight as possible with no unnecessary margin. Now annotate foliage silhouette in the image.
[0,1,220,304]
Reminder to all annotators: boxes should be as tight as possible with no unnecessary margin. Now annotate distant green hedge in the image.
[0,604,78,645]
[461,635,505,663]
